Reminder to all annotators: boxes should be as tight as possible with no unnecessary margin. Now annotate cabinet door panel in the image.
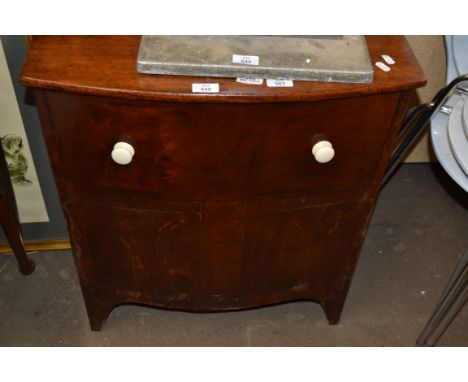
[66,192,371,310]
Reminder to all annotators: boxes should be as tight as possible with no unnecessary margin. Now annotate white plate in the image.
[448,96,468,176]
[445,36,468,82]
[431,109,468,192]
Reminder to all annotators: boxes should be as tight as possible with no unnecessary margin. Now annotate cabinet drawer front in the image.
[45,92,398,199]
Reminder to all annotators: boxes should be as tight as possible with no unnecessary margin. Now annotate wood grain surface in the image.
[21,36,426,103]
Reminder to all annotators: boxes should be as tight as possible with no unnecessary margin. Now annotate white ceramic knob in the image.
[111,142,135,165]
[312,140,335,163]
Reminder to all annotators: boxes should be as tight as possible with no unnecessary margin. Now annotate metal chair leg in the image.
[416,248,468,346]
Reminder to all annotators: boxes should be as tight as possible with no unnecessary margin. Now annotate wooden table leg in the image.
[0,199,35,275]
[0,146,35,275]
[416,248,468,346]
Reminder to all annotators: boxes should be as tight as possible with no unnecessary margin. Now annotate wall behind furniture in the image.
[405,35,447,162]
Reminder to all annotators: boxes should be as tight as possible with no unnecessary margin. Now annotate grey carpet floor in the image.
[0,164,467,346]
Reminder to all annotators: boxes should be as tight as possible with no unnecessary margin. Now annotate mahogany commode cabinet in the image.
[21,36,425,330]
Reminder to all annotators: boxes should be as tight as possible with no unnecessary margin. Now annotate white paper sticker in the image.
[192,83,220,93]
[236,78,264,85]
[266,79,294,87]
[232,54,259,66]
[375,62,391,72]
[382,54,395,65]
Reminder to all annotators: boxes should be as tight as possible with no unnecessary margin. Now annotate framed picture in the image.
[0,35,69,249]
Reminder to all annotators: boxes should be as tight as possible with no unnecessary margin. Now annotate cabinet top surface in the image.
[21,36,426,103]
